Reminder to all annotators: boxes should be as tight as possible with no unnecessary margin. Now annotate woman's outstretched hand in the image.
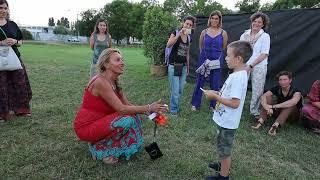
[150,100,168,114]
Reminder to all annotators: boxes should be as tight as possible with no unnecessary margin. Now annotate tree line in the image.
[46,0,319,42]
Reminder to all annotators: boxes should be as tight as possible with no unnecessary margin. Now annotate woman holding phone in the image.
[166,16,196,115]
[191,10,228,111]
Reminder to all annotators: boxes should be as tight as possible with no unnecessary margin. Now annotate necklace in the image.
[100,74,116,91]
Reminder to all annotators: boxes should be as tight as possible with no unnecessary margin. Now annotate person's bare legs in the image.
[268,106,299,135]
[220,156,231,177]
[252,95,273,129]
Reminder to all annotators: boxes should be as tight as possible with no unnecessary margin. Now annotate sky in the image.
[9,0,275,26]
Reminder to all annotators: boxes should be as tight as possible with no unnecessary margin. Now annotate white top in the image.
[240,30,270,68]
[212,70,248,129]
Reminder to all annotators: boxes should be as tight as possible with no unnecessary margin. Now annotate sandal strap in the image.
[257,118,264,124]
[269,122,280,135]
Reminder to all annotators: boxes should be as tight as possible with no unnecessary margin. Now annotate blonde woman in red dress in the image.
[74,48,167,164]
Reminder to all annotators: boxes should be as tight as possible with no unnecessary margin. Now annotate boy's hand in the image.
[204,90,220,100]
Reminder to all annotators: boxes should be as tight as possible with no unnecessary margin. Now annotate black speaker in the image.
[145,142,163,160]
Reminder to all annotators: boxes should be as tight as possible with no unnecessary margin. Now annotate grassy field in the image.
[0,43,319,179]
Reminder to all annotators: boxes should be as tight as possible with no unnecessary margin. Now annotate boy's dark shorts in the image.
[216,125,236,160]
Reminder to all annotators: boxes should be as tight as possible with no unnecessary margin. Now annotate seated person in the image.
[251,71,302,136]
[302,80,320,134]
[73,48,167,164]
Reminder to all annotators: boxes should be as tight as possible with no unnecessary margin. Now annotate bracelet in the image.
[146,104,151,114]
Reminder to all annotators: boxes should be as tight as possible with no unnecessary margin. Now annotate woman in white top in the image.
[240,12,270,119]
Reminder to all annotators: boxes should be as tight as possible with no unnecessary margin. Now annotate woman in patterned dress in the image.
[74,48,167,164]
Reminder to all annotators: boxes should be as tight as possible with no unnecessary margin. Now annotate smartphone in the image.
[184,28,192,35]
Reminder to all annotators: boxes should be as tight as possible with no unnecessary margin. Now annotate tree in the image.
[53,25,69,35]
[48,17,55,26]
[76,9,100,36]
[236,0,261,13]
[21,29,33,40]
[143,6,179,65]
[163,0,183,14]
[129,2,147,41]
[164,0,230,18]
[260,2,274,11]
[188,0,231,16]
[56,17,70,28]
[102,0,132,44]
[272,0,320,10]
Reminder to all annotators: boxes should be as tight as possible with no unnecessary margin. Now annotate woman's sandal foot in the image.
[91,154,97,161]
[268,122,280,136]
[102,156,118,165]
[251,118,264,129]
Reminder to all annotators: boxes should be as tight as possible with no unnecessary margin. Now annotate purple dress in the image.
[191,30,224,109]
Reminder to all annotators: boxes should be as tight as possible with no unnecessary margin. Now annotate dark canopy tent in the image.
[188,8,320,95]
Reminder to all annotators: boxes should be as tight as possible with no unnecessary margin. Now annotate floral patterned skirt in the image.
[302,103,320,129]
[88,114,144,160]
[0,61,32,120]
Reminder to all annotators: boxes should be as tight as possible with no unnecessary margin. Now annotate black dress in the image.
[0,20,32,120]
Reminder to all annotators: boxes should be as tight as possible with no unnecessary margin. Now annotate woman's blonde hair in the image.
[207,10,222,27]
[96,48,122,90]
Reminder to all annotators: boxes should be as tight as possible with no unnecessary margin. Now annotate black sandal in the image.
[208,162,221,172]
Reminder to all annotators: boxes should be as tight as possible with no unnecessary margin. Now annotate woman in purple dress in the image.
[191,10,228,111]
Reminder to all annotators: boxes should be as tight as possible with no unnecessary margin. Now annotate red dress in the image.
[73,77,144,160]
[302,80,320,130]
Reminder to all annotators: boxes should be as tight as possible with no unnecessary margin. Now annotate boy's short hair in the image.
[227,41,253,63]
[276,71,293,80]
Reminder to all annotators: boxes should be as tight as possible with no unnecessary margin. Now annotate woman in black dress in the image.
[0,0,32,121]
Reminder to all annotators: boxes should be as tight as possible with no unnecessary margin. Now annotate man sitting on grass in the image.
[251,71,302,136]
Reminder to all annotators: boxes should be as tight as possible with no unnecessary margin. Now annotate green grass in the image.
[0,43,319,179]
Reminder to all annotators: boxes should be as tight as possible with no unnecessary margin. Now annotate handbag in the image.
[174,63,183,76]
[145,122,163,160]
[0,27,22,71]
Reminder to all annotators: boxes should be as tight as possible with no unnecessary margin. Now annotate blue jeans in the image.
[168,64,187,113]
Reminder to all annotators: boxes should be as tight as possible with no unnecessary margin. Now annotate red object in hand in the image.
[155,114,168,126]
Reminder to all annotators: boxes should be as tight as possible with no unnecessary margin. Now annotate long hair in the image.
[207,10,222,27]
[0,0,10,20]
[96,48,122,90]
[93,18,109,35]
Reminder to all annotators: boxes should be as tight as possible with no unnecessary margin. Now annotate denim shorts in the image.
[216,125,236,160]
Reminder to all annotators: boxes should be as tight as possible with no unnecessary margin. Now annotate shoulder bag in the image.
[0,27,22,71]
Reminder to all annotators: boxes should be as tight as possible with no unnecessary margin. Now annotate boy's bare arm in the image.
[204,90,240,109]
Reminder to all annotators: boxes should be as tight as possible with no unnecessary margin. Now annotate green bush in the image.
[21,29,33,40]
[53,25,69,35]
[143,6,178,65]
